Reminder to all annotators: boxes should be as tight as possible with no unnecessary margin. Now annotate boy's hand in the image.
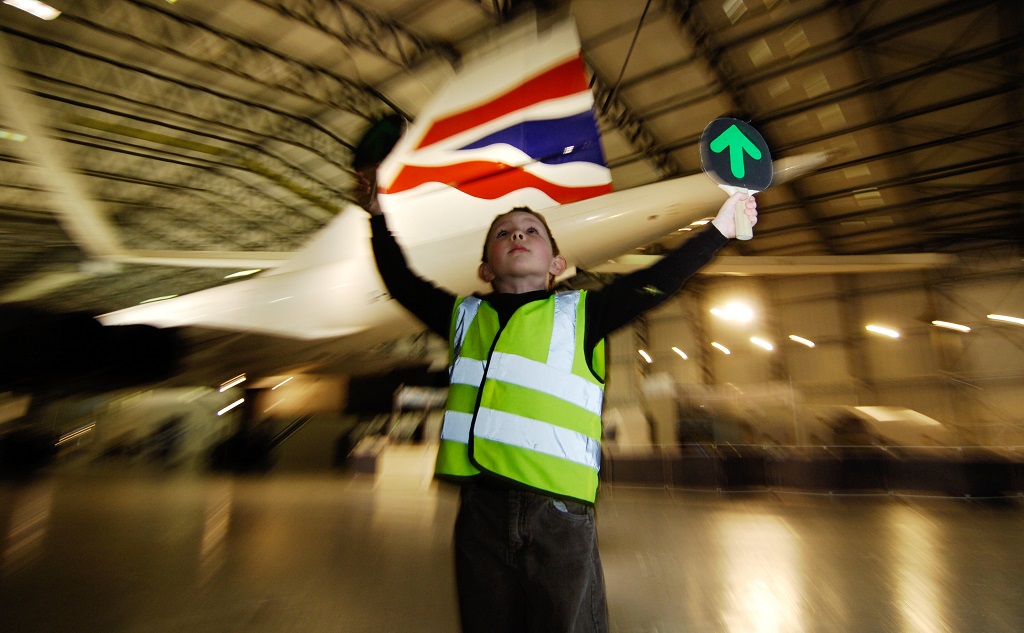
[355,165,382,216]
[711,192,757,239]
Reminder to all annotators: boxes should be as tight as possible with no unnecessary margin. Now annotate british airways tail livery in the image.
[98,17,826,383]
[379,19,611,215]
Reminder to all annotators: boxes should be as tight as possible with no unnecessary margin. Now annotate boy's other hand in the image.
[355,165,382,216]
[711,192,757,239]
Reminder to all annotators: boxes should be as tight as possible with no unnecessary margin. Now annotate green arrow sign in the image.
[699,118,772,192]
[709,124,762,179]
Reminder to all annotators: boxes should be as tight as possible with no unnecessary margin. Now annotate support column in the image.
[837,276,875,405]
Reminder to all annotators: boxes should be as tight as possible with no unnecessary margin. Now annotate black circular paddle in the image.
[699,118,773,240]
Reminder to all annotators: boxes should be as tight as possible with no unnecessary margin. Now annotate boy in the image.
[359,173,756,633]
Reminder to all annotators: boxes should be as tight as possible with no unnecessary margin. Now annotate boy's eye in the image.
[496,229,507,238]
[527,227,538,234]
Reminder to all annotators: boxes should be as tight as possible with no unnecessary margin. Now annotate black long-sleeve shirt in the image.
[369,213,728,358]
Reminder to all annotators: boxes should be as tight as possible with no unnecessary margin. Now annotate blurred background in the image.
[1,2,1023,631]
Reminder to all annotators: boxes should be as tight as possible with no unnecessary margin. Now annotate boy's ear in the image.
[478,262,495,283]
[549,255,567,277]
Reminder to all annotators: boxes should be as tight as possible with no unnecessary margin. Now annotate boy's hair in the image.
[480,207,561,264]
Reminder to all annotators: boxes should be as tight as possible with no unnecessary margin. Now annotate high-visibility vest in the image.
[435,291,606,503]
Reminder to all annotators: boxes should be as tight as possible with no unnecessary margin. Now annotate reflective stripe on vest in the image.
[435,292,605,502]
[441,409,601,471]
[450,351,603,416]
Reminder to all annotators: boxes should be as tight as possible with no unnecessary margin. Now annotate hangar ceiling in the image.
[0,0,1021,317]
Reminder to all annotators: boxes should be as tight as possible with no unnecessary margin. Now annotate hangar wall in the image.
[603,244,1023,448]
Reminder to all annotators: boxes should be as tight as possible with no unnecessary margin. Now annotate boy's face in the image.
[479,211,566,293]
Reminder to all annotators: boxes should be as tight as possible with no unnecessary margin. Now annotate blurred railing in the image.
[601,444,1024,498]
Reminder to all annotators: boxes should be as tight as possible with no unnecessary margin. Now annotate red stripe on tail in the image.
[384,161,612,205]
[415,56,589,150]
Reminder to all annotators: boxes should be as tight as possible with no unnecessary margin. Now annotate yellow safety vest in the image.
[435,291,606,503]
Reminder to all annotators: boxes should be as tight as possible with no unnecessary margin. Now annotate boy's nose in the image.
[511,230,524,241]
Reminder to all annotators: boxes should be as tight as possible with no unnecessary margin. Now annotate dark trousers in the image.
[454,482,609,633]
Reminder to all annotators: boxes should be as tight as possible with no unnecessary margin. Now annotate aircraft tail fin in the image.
[377,18,612,223]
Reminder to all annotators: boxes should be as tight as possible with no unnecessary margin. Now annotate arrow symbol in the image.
[709,124,762,179]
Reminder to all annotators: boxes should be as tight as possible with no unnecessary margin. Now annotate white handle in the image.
[734,195,753,241]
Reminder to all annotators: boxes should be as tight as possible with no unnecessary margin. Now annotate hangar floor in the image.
[1,465,1022,633]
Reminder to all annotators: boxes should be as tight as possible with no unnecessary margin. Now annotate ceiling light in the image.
[750,337,774,351]
[711,342,731,355]
[767,78,791,98]
[271,377,294,390]
[671,347,688,360]
[803,69,831,98]
[931,320,971,333]
[56,422,96,446]
[789,335,815,348]
[853,188,883,208]
[0,129,27,142]
[638,350,653,364]
[783,26,810,57]
[866,324,900,338]
[217,399,245,416]
[988,314,1024,327]
[747,39,771,65]
[225,268,261,279]
[3,0,61,20]
[219,374,247,392]
[843,165,871,180]
[723,0,748,24]
[711,302,754,323]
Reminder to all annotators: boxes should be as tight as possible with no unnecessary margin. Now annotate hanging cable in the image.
[602,0,655,110]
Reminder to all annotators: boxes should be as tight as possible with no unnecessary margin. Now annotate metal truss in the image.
[5,30,356,170]
[64,1,386,117]
[251,0,453,73]
[589,65,684,179]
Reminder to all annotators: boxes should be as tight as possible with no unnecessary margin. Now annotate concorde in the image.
[98,18,827,383]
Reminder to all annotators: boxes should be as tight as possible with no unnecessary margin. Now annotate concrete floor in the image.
[1,463,1023,633]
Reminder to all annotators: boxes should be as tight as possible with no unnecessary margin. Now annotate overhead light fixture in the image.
[711,342,731,355]
[750,337,774,351]
[225,268,261,279]
[56,422,96,446]
[638,350,653,364]
[219,373,247,392]
[671,347,688,360]
[988,314,1024,327]
[789,335,815,348]
[710,302,754,323]
[0,129,27,142]
[931,320,971,333]
[3,0,61,20]
[271,376,294,390]
[865,324,900,338]
[218,399,245,416]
